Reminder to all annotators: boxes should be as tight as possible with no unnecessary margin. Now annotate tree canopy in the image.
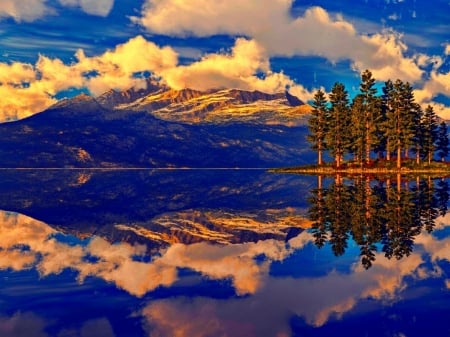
[307,70,448,168]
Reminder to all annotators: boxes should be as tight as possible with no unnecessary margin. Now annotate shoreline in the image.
[271,163,450,177]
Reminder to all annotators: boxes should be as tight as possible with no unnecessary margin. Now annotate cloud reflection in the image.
[3,209,450,333]
[0,210,310,297]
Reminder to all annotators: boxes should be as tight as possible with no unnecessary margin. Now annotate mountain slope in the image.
[95,82,312,125]
[0,99,312,168]
[0,85,314,168]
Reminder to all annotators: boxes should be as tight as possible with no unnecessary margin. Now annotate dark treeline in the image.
[308,70,449,168]
[308,175,449,269]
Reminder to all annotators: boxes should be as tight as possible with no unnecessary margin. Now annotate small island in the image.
[276,70,450,176]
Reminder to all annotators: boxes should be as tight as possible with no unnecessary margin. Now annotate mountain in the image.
[0,83,314,168]
[94,80,311,125]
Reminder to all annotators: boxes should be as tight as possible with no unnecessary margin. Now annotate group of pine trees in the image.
[308,70,449,168]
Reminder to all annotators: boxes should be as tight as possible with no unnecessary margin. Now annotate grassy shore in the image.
[271,159,450,177]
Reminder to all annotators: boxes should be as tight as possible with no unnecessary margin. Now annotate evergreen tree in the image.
[436,121,449,162]
[382,80,416,168]
[421,105,438,164]
[400,82,419,158]
[411,103,424,164]
[308,89,328,165]
[381,80,395,161]
[326,82,350,168]
[359,70,382,163]
[349,95,366,164]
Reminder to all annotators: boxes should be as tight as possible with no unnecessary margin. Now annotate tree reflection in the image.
[308,175,449,269]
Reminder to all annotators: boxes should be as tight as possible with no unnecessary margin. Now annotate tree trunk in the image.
[386,139,391,161]
[397,146,401,169]
[318,147,323,166]
[365,120,371,164]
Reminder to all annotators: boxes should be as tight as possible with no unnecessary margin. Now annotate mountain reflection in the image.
[308,175,450,269]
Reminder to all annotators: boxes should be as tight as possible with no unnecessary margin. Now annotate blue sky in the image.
[0,0,449,121]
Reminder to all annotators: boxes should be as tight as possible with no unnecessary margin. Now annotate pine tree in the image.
[411,103,424,164]
[359,70,382,163]
[308,89,328,165]
[436,121,449,162]
[421,105,438,164]
[382,80,416,168]
[400,82,418,159]
[381,80,395,161]
[349,94,366,164]
[326,82,350,168]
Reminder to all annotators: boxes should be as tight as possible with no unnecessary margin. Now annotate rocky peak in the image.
[96,78,168,109]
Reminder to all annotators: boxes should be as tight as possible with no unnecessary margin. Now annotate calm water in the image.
[1,170,450,337]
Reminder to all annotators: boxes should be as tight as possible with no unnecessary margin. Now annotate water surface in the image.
[1,170,449,337]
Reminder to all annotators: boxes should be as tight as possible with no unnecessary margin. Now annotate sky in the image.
[0,0,449,122]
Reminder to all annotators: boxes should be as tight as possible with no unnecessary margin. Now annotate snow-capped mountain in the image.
[0,82,314,168]
[94,80,312,126]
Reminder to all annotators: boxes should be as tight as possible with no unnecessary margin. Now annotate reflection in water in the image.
[0,210,311,297]
[1,171,450,336]
[309,175,450,269]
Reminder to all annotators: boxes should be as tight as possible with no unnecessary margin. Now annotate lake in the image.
[1,169,450,337]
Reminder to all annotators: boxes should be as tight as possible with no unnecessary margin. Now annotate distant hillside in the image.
[0,84,314,168]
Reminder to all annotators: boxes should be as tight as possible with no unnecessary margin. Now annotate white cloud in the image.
[134,2,424,82]
[0,0,115,21]
[58,0,115,17]
[445,43,450,55]
[0,0,52,22]
[0,312,49,337]
[414,70,450,119]
[160,37,313,101]
[0,36,178,120]
[0,36,314,122]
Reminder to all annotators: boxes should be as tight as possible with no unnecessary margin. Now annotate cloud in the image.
[414,70,450,119]
[58,0,115,17]
[134,2,423,82]
[0,0,115,22]
[0,0,52,22]
[161,38,313,100]
[0,36,178,120]
[0,312,48,337]
[0,36,313,122]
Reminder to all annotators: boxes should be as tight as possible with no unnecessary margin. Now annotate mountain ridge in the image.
[49,80,312,126]
[0,81,314,168]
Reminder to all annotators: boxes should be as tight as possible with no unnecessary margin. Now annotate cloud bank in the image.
[58,0,114,17]
[0,0,52,22]
[0,0,114,22]
[1,1,448,120]
[134,0,450,117]
[134,1,423,82]
[0,36,312,121]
